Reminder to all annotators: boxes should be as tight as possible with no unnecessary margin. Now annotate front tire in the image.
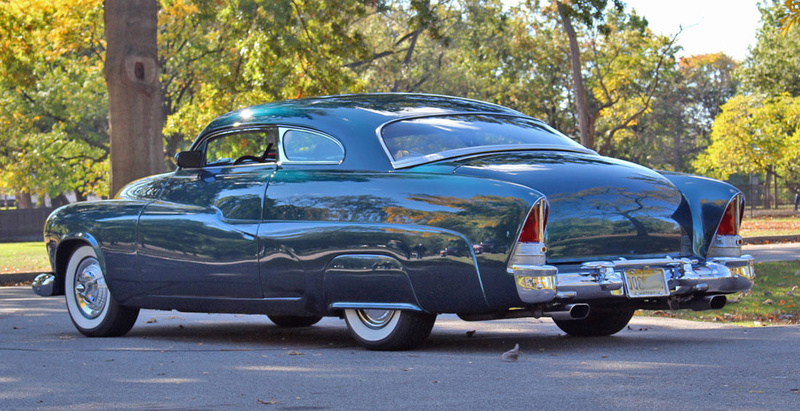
[344,309,436,351]
[553,308,635,337]
[64,246,139,337]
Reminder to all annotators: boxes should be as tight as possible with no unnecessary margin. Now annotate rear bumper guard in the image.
[511,255,755,304]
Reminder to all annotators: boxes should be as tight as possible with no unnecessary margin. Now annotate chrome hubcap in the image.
[357,309,395,329]
[73,257,108,319]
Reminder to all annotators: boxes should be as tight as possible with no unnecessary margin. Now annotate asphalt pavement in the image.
[1,287,799,410]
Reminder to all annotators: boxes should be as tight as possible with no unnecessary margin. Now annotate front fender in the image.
[44,200,146,302]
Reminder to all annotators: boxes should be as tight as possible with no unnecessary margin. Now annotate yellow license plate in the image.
[625,268,669,298]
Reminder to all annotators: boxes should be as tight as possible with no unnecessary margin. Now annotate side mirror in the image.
[175,151,203,169]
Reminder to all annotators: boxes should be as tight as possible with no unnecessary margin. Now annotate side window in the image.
[204,128,278,166]
[282,129,344,163]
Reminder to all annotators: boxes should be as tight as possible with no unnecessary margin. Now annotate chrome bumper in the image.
[32,273,57,297]
[511,255,755,305]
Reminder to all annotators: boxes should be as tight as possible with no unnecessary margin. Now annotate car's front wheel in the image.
[65,245,139,337]
[553,307,635,337]
[344,309,436,350]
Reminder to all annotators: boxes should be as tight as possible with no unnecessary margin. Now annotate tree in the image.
[554,0,600,149]
[160,0,380,165]
[0,0,109,206]
[630,53,738,172]
[104,0,164,196]
[694,94,800,207]
[738,1,800,97]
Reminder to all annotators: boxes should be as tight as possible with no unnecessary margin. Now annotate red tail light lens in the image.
[519,200,548,243]
[717,198,740,236]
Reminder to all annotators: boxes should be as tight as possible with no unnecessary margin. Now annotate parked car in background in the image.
[33,94,755,350]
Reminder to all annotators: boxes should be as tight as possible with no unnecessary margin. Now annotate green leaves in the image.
[695,94,800,180]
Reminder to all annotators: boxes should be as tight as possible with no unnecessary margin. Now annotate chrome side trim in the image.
[329,302,423,312]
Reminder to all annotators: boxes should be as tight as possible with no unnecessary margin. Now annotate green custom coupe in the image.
[33,94,755,350]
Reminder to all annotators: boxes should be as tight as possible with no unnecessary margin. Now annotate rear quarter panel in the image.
[263,168,542,313]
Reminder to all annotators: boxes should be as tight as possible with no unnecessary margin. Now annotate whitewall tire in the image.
[64,245,139,337]
[344,308,435,351]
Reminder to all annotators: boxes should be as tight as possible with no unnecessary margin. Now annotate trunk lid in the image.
[450,151,686,263]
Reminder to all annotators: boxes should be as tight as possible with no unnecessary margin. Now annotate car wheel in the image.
[268,315,322,327]
[553,308,635,337]
[64,245,139,337]
[344,308,436,351]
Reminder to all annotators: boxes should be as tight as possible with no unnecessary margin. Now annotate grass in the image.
[651,260,800,325]
[0,242,50,273]
[741,216,800,237]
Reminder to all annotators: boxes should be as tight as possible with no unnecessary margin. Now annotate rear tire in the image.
[344,309,436,351]
[553,308,635,337]
[65,246,139,337]
[268,315,322,327]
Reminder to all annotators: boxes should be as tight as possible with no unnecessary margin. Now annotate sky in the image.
[624,0,762,61]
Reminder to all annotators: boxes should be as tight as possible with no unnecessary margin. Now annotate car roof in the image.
[201,93,524,132]
[195,93,533,171]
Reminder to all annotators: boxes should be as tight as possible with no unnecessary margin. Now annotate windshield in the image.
[380,114,586,164]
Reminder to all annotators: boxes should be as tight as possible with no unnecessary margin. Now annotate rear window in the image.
[381,115,584,163]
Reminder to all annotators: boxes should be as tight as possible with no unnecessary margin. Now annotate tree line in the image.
[0,0,797,207]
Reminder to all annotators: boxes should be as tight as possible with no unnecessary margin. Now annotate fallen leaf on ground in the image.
[287,351,304,356]
[257,398,279,405]
[465,330,476,337]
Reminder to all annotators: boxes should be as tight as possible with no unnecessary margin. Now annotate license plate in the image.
[624,268,669,298]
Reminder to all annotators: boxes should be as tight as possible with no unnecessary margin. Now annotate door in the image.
[137,128,278,299]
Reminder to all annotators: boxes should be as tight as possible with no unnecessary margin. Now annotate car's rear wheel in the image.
[268,315,322,327]
[344,309,436,350]
[553,308,635,337]
[65,245,139,337]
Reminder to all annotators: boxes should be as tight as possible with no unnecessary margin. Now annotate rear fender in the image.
[659,172,742,257]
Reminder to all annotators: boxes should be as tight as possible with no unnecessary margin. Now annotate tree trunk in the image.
[51,193,70,208]
[16,191,32,209]
[557,1,592,150]
[764,171,772,209]
[74,189,87,202]
[773,171,779,209]
[104,0,164,197]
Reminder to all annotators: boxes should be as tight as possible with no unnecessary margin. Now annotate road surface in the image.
[1,287,798,410]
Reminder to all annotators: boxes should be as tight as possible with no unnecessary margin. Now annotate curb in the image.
[742,235,800,245]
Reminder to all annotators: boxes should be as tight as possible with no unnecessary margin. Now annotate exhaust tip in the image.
[569,303,590,320]
[545,303,590,321]
[690,295,727,311]
[708,295,727,310]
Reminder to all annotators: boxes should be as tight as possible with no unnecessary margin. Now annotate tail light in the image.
[509,199,549,267]
[519,199,548,244]
[709,194,744,257]
[716,195,743,236]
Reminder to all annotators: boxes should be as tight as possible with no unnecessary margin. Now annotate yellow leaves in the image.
[696,93,800,179]
[780,0,800,34]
